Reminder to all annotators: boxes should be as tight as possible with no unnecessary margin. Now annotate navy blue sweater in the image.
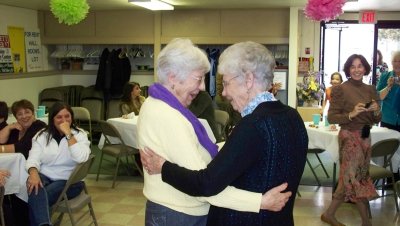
[162,101,308,226]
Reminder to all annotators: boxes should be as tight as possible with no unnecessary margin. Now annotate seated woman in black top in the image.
[0,99,46,158]
[0,99,46,226]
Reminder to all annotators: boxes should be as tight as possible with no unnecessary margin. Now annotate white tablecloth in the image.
[98,117,216,149]
[0,153,29,202]
[306,122,400,167]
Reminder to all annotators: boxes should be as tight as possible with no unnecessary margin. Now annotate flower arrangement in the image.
[297,71,325,105]
[304,0,346,22]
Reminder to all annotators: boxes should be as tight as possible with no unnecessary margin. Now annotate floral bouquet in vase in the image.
[297,71,325,106]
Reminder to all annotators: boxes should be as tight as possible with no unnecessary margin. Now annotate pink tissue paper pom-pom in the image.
[304,0,346,22]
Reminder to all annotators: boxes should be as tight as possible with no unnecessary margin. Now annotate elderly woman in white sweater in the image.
[26,102,90,226]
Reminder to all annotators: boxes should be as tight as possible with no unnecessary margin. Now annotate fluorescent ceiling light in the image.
[129,0,174,11]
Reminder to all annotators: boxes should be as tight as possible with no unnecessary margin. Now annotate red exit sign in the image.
[359,11,376,24]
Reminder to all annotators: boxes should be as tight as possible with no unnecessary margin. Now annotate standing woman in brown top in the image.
[322,54,381,226]
[120,82,146,117]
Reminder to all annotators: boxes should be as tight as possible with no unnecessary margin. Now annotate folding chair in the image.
[39,88,65,111]
[51,155,98,226]
[106,99,122,119]
[72,107,93,145]
[96,120,143,188]
[369,138,400,212]
[395,181,400,209]
[306,148,330,186]
[80,86,105,136]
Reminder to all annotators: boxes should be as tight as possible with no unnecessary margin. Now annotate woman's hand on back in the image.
[260,183,291,211]
[140,147,166,175]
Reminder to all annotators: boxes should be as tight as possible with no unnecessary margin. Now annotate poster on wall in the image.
[0,35,14,73]
[273,71,287,90]
[25,30,43,72]
[8,26,26,73]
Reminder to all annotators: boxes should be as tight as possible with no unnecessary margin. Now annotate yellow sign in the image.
[8,26,26,73]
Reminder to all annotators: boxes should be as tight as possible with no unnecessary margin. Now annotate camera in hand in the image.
[365,101,372,108]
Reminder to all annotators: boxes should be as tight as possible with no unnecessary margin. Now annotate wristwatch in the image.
[66,133,74,140]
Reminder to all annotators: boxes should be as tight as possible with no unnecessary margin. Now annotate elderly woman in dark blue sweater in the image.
[140,41,308,226]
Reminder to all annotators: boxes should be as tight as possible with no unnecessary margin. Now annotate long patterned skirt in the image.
[333,129,378,202]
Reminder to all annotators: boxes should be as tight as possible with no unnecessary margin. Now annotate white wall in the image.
[0,5,55,107]
[0,75,62,107]
[0,73,155,108]
[0,5,37,33]
[0,5,155,108]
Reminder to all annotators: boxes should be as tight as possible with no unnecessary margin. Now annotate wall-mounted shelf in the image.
[48,44,154,72]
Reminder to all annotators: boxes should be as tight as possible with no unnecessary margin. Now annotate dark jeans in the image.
[145,200,207,226]
[28,173,84,226]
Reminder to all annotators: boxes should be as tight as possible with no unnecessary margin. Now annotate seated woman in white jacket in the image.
[25,102,91,226]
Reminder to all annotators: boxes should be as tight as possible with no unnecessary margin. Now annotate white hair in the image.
[157,38,210,84]
[218,41,275,90]
[391,51,400,63]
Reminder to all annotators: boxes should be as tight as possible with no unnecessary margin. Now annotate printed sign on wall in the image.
[0,35,14,73]
[25,30,43,72]
[8,26,26,73]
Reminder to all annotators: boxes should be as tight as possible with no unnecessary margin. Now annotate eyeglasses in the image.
[191,75,205,83]
[222,75,240,87]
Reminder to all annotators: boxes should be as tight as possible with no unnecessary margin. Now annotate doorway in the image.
[320,21,375,87]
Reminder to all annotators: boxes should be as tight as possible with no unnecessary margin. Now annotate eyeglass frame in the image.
[191,75,205,83]
[222,75,240,87]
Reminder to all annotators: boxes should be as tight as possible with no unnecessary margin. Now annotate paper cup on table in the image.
[36,108,45,118]
[39,105,46,114]
[312,114,320,126]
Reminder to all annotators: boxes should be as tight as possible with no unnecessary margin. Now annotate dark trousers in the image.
[3,194,30,226]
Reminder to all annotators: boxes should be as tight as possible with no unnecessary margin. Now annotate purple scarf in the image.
[149,83,218,158]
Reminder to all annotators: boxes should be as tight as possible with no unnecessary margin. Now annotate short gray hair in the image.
[157,38,210,84]
[218,41,275,90]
